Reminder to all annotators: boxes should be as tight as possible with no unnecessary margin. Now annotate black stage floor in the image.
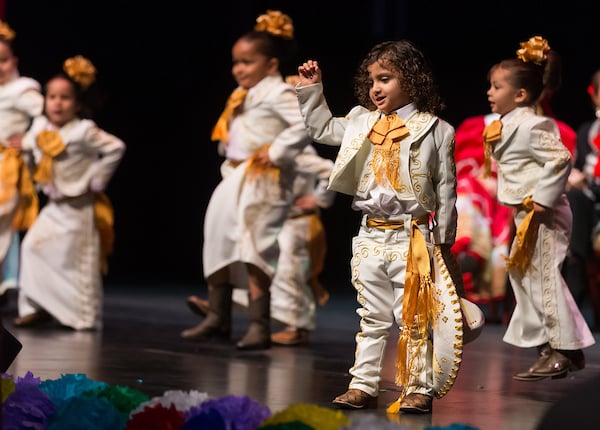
[1,283,599,430]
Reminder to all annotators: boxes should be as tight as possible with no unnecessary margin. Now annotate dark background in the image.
[5,0,600,289]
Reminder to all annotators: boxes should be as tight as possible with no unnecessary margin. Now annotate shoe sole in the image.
[332,400,367,409]
[399,406,431,414]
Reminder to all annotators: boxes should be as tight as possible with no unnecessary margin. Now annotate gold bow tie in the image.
[482,119,502,178]
[368,114,409,190]
[369,114,409,146]
[211,87,248,142]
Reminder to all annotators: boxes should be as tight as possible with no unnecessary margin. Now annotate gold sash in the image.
[482,119,502,178]
[504,196,538,274]
[211,88,248,142]
[94,192,114,275]
[0,146,39,230]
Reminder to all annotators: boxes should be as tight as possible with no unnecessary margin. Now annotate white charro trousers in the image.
[347,214,432,398]
[503,194,595,350]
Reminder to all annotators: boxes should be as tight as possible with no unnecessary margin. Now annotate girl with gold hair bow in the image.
[180,10,312,352]
[13,56,126,331]
[0,20,44,304]
[484,36,594,382]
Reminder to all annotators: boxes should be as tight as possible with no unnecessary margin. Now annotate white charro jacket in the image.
[296,82,457,245]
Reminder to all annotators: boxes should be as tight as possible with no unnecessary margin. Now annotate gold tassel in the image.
[388,219,437,414]
[368,114,409,190]
[211,88,248,142]
[504,196,538,274]
[482,119,502,178]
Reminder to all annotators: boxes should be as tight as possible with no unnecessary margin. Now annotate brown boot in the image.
[236,294,271,350]
[399,393,433,414]
[181,284,232,340]
[513,343,554,381]
[332,389,376,409]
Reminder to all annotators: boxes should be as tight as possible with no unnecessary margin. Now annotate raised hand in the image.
[298,60,322,86]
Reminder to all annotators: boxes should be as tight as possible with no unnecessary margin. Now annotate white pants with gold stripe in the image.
[347,214,433,398]
[503,194,595,350]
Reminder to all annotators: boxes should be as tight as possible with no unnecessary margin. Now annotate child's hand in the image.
[298,60,322,86]
[533,201,553,224]
[294,194,317,211]
[7,134,23,150]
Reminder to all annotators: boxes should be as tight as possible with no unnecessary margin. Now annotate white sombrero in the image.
[430,246,485,398]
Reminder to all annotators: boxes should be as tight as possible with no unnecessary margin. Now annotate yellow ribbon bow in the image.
[34,130,66,184]
[482,119,502,178]
[0,146,39,230]
[504,196,538,275]
[211,88,248,142]
[369,113,410,190]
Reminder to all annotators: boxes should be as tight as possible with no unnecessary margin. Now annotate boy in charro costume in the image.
[296,40,482,414]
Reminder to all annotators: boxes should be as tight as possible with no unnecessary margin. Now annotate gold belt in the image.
[366,215,428,230]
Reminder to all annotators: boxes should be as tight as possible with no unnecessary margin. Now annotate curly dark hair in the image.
[353,40,444,114]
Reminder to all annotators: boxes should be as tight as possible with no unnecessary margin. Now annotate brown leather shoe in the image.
[271,328,309,346]
[399,393,433,414]
[332,389,376,409]
[529,350,573,378]
[13,310,52,327]
[558,349,585,371]
[513,343,554,381]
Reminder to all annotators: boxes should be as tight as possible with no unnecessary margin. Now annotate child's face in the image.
[231,38,278,90]
[0,41,18,85]
[367,61,409,115]
[44,77,79,128]
[487,66,523,116]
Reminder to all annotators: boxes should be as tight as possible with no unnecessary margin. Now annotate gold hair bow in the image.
[63,55,97,90]
[516,36,550,65]
[254,10,294,39]
[0,21,15,41]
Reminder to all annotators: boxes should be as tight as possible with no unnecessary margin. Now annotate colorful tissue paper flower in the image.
[90,384,149,413]
[47,395,127,430]
[182,408,226,430]
[259,403,349,430]
[259,422,314,430]
[186,394,271,430]
[2,379,55,430]
[39,373,107,407]
[125,403,185,430]
[131,389,209,416]
[1,374,16,402]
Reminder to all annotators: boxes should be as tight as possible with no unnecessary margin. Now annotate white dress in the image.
[203,74,312,283]
[0,76,43,265]
[17,116,126,330]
